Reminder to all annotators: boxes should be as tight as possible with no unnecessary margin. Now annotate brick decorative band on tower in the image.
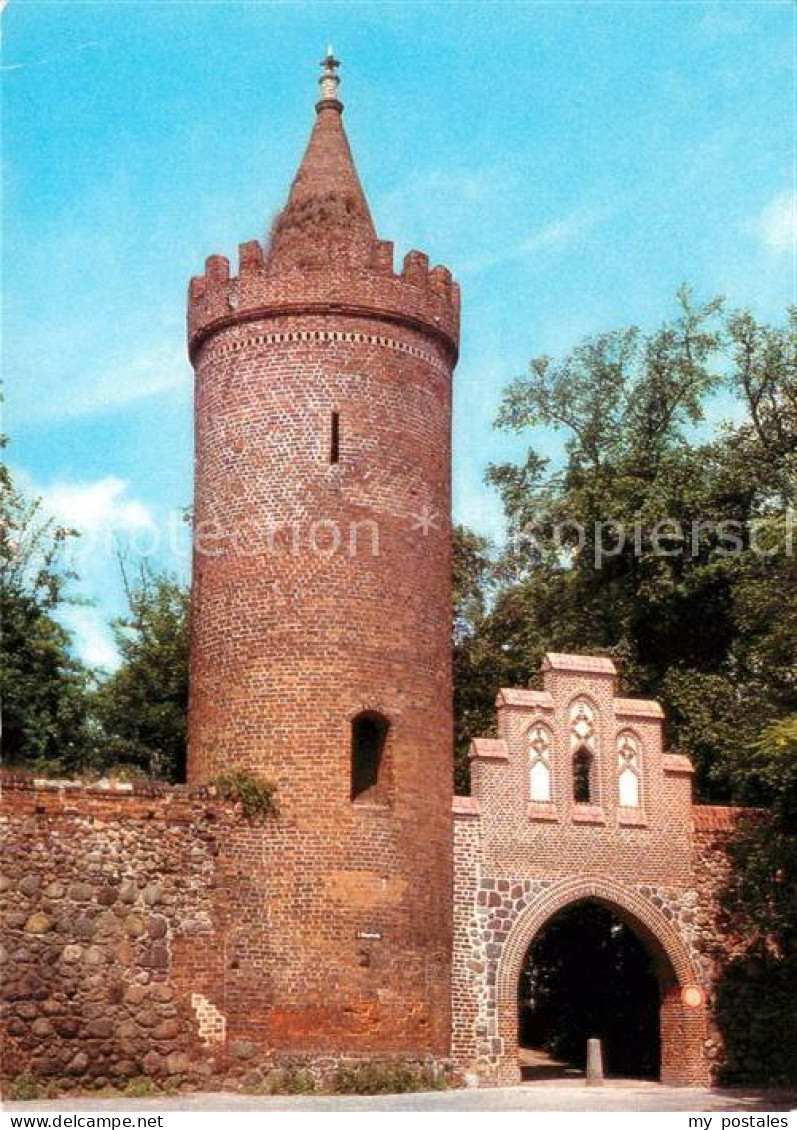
[185,54,460,1059]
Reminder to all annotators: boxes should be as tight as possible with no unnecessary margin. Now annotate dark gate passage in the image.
[518,901,662,1080]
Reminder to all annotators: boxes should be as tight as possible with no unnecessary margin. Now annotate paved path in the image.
[5,1083,796,1112]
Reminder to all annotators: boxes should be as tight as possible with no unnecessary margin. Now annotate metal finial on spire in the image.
[318,46,341,108]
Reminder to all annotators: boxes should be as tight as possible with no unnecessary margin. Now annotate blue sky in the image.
[4,0,794,668]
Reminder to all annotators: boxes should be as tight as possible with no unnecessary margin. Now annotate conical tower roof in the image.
[267,51,377,270]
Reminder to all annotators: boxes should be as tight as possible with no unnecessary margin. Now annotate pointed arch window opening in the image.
[617,731,643,809]
[572,746,594,804]
[569,697,601,808]
[528,722,553,803]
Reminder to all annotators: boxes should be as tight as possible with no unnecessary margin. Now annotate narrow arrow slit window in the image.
[330,411,340,464]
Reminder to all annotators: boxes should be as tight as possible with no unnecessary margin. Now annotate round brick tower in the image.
[186,54,459,1060]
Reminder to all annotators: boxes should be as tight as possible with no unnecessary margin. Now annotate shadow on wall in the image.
[518,901,661,1080]
[715,955,797,1086]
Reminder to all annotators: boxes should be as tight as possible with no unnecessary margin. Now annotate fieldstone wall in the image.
[1,774,454,1093]
[1,777,238,1091]
[0,772,744,1094]
[690,806,749,1077]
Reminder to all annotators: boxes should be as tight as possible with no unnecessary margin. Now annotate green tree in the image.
[0,451,95,771]
[715,716,797,1083]
[452,524,502,792]
[461,293,796,801]
[92,562,190,781]
[452,294,796,1084]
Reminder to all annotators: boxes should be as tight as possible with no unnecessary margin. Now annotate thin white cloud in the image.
[460,205,609,275]
[0,39,101,74]
[70,344,190,421]
[31,474,161,603]
[40,476,156,537]
[750,191,796,255]
[519,210,603,254]
[17,342,191,424]
[375,165,513,263]
[695,6,750,43]
[58,606,120,672]
[21,474,160,670]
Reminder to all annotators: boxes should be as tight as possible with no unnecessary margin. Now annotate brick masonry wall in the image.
[1,777,449,1090]
[187,303,457,1056]
[0,770,746,1090]
[690,807,749,1077]
[451,658,744,1087]
[184,95,460,1061]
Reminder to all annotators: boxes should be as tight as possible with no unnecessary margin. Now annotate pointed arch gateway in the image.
[494,877,710,1086]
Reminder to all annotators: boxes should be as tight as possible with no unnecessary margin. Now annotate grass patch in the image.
[249,1069,316,1095]
[122,1077,156,1098]
[5,1076,43,1102]
[333,1062,448,1095]
[213,771,278,819]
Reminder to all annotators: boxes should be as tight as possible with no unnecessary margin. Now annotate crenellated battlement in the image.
[187,238,460,365]
[188,54,460,368]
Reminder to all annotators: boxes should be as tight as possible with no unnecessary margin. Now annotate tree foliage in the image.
[448,295,796,1082]
[1,436,192,782]
[91,562,190,782]
[0,452,95,771]
[453,524,507,791]
[453,294,796,801]
[714,716,797,1083]
[1,452,191,782]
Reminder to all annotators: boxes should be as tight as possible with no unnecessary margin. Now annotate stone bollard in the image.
[586,1038,604,1086]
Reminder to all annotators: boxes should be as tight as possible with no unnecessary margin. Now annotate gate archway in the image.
[494,877,709,1086]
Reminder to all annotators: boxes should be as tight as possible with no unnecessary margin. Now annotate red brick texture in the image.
[0,78,748,1095]
[0,776,449,1089]
[185,93,459,1059]
[0,689,745,1089]
[451,654,741,1087]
